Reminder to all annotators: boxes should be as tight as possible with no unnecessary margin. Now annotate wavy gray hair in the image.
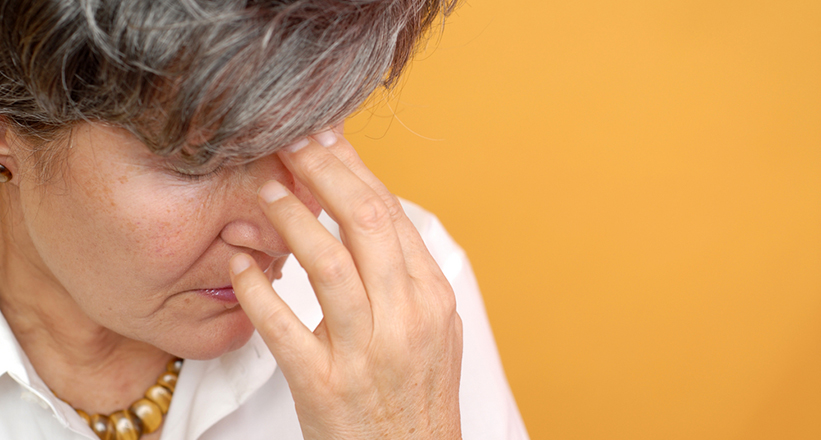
[0,0,457,170]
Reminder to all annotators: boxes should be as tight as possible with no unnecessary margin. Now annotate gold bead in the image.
[145,385,172,414]
[110,410,143,440]
[76,409,91,425]
[129,398,163,434]
[89,414,115,440]
[156,371,178,392]
[166,358,183,374]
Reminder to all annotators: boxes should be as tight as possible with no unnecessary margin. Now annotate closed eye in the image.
[168,159,227,181]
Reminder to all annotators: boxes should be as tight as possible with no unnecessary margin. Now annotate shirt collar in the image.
[0,309,30,384]
[0,309,96,436]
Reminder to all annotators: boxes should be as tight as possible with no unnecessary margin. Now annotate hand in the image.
[228,128,463,440]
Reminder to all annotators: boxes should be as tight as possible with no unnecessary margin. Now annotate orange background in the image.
[346,1,821,439]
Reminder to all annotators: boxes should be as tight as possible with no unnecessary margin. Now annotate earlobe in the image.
[0,164,11,183]
[0,119,19,184]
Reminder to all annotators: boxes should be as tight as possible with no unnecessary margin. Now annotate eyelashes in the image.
[168,160,227,181]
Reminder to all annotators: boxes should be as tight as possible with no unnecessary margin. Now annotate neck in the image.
[0,204,173,415]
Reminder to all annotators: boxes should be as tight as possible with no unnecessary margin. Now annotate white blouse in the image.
[0,200,529,440]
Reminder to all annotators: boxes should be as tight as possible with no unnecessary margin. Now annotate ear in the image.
[0,118,20,185]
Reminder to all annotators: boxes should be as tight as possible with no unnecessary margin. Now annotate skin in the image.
[0,121,462,439]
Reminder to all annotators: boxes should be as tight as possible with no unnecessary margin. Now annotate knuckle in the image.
[349,196,391,232]
[400,302,437,337]
[423,285,459,331]
[439,290,458,319]
[311,245,354,285]
[452,313,464,340]
[259,306,295,339]
[382,193,404,221]
[299,151,336,177]
[334,142,360,165]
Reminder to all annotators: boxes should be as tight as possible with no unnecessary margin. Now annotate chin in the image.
[163,308,258,360]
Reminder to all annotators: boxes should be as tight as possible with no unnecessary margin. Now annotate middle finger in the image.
[277,139,412,309]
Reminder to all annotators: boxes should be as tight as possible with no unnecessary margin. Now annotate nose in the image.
[217,154,296,257]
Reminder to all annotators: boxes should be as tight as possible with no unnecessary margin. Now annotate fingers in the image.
[312,127,402,224]
[310,128,337,148]
[302,130,448,286]
[278,138,413,307]
[231,129,464,439]
[256,179,373,342]
[320,131,447,282]
[229,253,322,377]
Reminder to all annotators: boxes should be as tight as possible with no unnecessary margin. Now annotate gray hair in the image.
[0,0,457,170]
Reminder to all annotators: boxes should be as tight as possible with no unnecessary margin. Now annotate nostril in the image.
[219,215,289,258]
[219,220,262,250]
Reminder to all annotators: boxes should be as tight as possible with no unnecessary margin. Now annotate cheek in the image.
[63,175,214,290]
[126,199,205,258]
[16,177,207,327]
[113,185,220,273]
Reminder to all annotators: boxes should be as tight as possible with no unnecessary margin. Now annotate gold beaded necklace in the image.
[66,358,183,440]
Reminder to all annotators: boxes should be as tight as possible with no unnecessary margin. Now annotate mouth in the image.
[198,286,239,306]
[195,255,289,308]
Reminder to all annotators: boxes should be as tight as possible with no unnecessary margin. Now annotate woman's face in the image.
[6,123,320,359]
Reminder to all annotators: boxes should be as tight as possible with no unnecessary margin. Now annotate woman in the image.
[0,0,527,439]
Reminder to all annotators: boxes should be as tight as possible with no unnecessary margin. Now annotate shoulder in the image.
[398,198,467,281]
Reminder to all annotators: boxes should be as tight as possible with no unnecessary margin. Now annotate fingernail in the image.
[312,129,337,147]
[230,253,253,275]
[259,180,288,204]
[284,137,310,153]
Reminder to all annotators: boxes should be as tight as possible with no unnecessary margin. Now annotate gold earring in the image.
[0,164,11,183]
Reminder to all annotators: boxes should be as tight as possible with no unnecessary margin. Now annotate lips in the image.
[195,255,288,305]
[199,286,238,303]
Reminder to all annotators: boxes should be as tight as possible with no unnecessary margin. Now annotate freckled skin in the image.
[9,123,320,359]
